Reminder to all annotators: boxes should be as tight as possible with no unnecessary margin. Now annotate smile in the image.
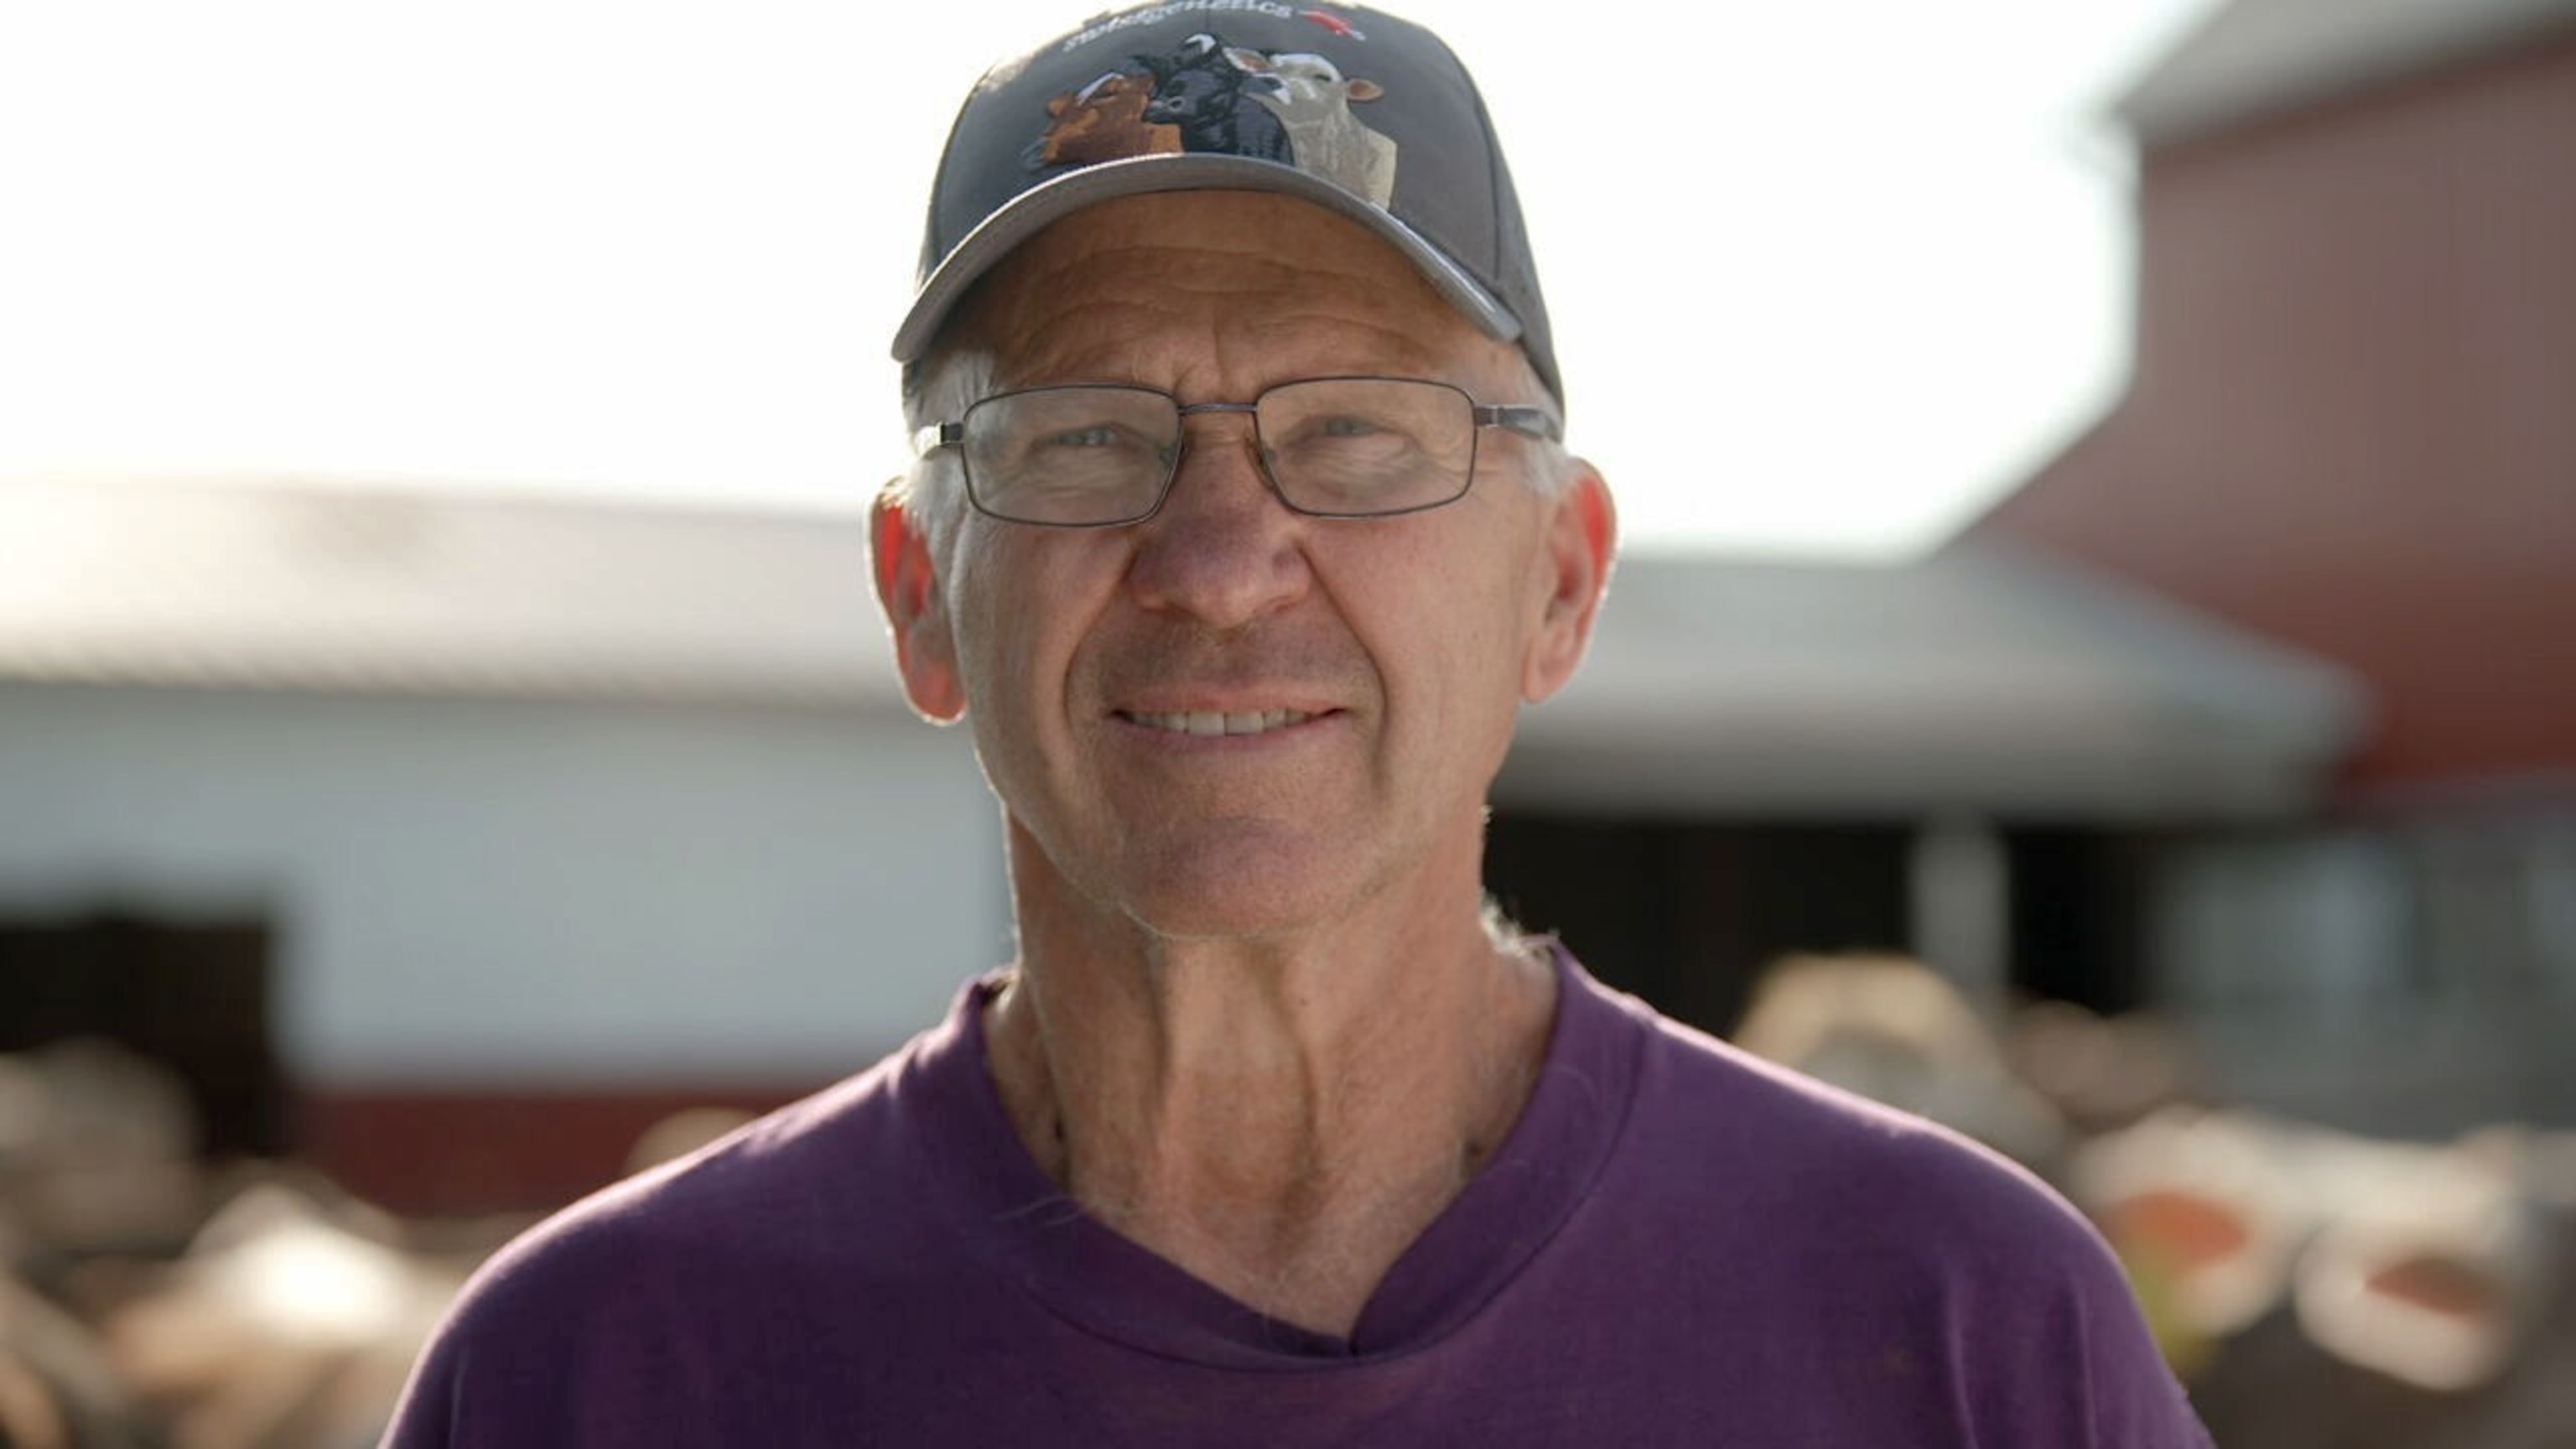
[1121,709,1317,736]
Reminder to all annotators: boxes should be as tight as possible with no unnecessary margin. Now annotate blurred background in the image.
[4,0,2574,1445]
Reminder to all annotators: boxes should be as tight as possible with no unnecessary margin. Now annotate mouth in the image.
[1118,709,1321,737]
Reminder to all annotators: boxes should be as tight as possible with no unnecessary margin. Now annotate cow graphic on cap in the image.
[1030,31,1400,207]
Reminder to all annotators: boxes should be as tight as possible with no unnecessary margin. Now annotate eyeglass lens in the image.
[960,379,1480,525]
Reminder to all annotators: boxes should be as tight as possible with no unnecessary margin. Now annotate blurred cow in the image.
[85,1173,479,1449]
[0,1270,156,1449]
[2004,997,2199,1138]
[2075,1113,2576,1446]
[1732,953,2064,1164]
[2068,1107,2322,1374]
[0,1041,204,1269]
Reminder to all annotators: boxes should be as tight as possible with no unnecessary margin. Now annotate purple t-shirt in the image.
[385,953,2211,1446]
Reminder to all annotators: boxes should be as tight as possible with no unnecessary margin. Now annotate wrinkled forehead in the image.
[934,191,1540,397]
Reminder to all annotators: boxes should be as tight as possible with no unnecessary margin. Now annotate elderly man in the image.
[386,5,2211,1443]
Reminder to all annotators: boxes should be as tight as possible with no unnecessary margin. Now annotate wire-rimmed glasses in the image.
[911,376,1561,527]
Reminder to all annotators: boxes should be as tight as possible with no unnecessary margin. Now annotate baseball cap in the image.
[892,3,1562,408]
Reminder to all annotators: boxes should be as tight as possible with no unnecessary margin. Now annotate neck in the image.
[982,832,1558,1339]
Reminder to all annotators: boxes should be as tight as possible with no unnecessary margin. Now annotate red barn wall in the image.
[1977,32,2576,789]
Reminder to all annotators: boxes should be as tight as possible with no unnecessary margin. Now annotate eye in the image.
[1290,412,1415,454]
[1047,424,1126,449]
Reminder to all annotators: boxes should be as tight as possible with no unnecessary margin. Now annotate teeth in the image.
[1129,709,1314,736]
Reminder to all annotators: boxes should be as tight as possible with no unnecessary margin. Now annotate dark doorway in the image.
[2003,828,2149,1015]
[1485,815,1913,1038]
[0,907,288,1160]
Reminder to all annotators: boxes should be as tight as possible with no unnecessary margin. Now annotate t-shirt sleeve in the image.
[1927,1137,2219,1446]
[380,1326,460,1447]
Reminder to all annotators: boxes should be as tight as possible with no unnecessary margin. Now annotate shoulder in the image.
[441,980,1001,1305]
[382,1018,977,1445]
[406,1070,859,1308]
[1581,984,2210,1443]
[487,1068,891,1284]
[1607,983,2096,1248]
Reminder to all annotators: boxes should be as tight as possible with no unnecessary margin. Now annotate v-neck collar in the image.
[904,945,1645,1368]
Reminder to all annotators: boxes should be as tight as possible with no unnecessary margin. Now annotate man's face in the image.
[876,191,1611,942]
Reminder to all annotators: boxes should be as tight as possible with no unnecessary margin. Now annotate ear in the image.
[1522,462,1617,704]
[870,480,968,724]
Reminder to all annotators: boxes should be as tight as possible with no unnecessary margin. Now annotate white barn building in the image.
[0,474,2361,1209]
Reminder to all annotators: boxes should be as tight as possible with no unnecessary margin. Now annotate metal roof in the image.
[2116,0,2576,147]
[1504,539,2366,819]
[0,475,898,710]
[0,475,2366,818]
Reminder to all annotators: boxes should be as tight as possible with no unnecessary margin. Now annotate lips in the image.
[1121,709,1317,736]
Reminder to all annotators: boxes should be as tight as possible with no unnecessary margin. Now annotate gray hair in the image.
[886,345,994,554]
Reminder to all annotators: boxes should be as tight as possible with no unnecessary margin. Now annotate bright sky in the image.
[0,0,2215,557]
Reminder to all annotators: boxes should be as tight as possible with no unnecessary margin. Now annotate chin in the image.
[1102,829,1379,943]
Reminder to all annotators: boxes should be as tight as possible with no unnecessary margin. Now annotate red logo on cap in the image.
[1297,9,1366,40]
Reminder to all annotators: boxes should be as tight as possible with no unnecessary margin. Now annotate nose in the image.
[1124,412,1312,631]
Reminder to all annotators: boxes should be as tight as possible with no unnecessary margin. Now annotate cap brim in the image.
[891,153,1524,365]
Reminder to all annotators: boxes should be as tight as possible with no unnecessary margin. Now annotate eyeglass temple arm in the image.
[910,422,966,458]
[1477,405,1561,443]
